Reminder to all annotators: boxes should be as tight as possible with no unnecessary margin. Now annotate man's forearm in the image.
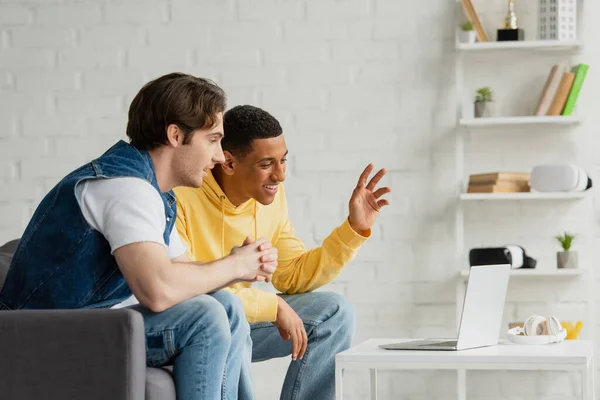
[154,256,241,311]
[116,240,276,313]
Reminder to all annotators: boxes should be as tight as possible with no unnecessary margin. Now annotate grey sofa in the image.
[0,239,176,400]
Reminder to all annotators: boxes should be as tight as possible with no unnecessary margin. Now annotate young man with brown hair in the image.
[0,74,278,399]
[175,104,391,399]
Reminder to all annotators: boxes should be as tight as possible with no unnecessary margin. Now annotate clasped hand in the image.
[230,237,278,283]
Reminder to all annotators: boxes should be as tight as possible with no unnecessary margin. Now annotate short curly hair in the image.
[222,105,282,158]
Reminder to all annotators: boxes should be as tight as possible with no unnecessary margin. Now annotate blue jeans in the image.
[133,290,354,400]
[130,290,251,400]
[248,291,355,400]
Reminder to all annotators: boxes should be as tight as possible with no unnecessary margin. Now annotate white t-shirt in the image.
[75,177,186,308]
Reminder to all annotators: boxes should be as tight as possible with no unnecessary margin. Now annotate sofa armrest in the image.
[0,309,146,400]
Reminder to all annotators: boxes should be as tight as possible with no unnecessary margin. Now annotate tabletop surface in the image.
[336,339,594,365]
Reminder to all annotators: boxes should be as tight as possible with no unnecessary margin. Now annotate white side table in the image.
[335,339,595,400]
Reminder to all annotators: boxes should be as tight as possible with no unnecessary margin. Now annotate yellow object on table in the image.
[561,321,583,340]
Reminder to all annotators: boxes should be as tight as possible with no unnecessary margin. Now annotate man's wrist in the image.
[347,216,366,235]
[275,296,284,321]
[227,253,243,281]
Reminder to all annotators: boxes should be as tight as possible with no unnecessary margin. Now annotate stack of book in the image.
[467,172,530,193]
[534,63,589,116]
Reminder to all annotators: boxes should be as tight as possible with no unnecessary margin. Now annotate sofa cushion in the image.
[0,239,19,254]
[0,239,19,289]
[0,239,18,290]
[0,239,178,398]
[146,367,176,400]
[0,253,10,290]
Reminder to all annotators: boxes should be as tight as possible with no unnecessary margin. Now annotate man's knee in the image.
[180,295,232,347]
[211,290,245,316]
[210,290,250,336]
[311,291,356,338]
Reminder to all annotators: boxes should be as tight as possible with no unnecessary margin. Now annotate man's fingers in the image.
[366,168,387,191]
[299,327,308,360]
[258,241,272,251]
[255,275,266,282]
[254,237,269,248]
[291,331,299,361]
[242,236,253,246]
[260,250,278,263]
[377,199,390,208]
[261,247,278,257]
[260,253,278,263]
[373,186,392,199]
[261,262,277,274]
[356,163,374,188]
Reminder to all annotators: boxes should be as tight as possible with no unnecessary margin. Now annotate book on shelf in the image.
[467,171,530,193]
[460,0,488,42]
[546,71,576,116]
[469,172,530,184]
[534,65,562,116]
[467,182,530,193]
[562,64,589,116]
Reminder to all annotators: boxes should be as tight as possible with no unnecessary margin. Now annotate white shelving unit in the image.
[456,40,583,52]
[459,268,586,279]
[459,115,582,127]
[460,192,586,201]
[452,1,592,399]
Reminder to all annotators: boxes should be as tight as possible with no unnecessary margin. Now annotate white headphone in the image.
[507,315,567,345]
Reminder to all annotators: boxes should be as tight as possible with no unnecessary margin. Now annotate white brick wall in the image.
[1,0,599,399]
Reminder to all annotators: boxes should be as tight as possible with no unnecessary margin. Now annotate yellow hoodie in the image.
[173,171,370,323]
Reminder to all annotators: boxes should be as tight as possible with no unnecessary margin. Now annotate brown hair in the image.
[126,72,226,150]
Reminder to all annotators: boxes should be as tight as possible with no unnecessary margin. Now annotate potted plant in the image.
[474,87,494,118]
[556,231,578,269]
[459,21,476,44]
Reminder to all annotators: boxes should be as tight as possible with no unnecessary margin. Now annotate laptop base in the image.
[379,339,458,351]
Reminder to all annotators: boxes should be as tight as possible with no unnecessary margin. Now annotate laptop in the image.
[379,264,511,351]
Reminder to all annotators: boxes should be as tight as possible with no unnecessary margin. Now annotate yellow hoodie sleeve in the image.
[175,199,195,260]
[222,286,279,323]
[272,198,371,295]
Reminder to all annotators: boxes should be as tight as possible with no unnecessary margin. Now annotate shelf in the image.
[459,116,582,127]
[460,192,586,201]
[460,268,585,279]
[456,40,583,52]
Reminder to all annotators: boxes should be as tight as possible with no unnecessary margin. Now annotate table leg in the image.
[335,364,343,400]
[582,356,595,400]
[457,369,466,400]
[370,369,378,400]
[590,356,596,399]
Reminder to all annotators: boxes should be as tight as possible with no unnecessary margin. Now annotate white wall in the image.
[1,0,599,399]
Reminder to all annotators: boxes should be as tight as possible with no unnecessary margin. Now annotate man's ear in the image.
[221,151,236,176]
[166,124,183,147]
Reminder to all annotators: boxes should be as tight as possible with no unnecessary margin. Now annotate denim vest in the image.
[0,140,176,310]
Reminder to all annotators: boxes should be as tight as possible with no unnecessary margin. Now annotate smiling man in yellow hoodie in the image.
[174,105,391,400]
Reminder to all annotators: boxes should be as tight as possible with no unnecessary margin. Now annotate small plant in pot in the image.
[459,21,476,44]
[556,232,578,269]
[474,87,494,118]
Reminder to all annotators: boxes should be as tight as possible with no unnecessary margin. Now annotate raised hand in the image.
[348,163,391,234]
[230,237,278,283]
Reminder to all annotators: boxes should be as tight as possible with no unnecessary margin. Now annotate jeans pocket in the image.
[146,329,175,367]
